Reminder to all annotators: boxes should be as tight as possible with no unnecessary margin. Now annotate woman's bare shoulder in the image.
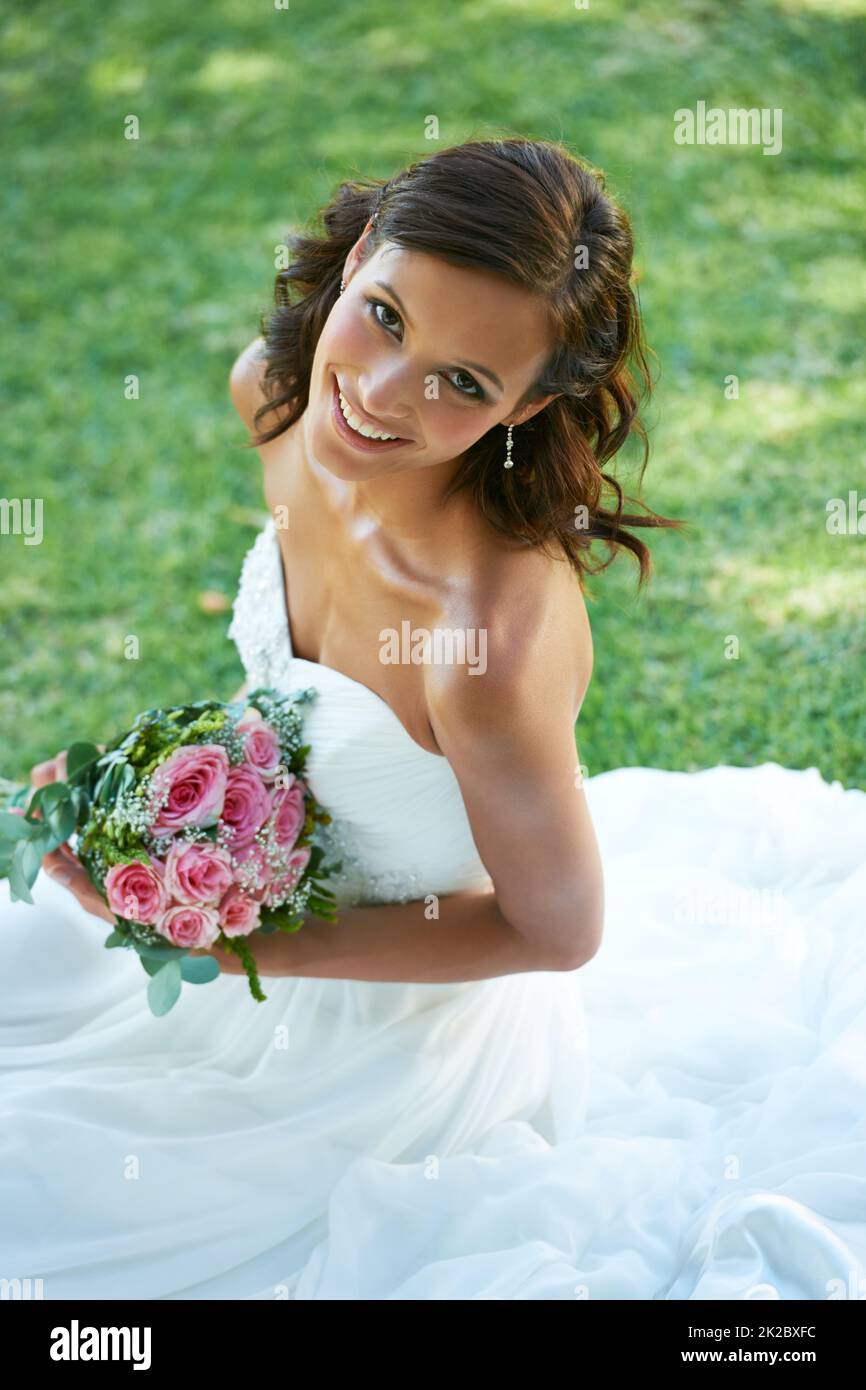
[228,337,268,433]
[229,337,299,453]
[432,527,593,725]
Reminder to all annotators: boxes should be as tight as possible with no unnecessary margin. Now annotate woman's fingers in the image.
[29,748,70,801]
[41,847,75,886]
[42,846,91,891]
[30,756,60,790]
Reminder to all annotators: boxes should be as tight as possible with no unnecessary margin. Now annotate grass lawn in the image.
[2,0,863,787]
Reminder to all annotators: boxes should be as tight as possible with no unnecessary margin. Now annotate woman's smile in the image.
[329,373,413,453]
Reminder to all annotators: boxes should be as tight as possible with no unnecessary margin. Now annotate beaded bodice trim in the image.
[227,520,433,907]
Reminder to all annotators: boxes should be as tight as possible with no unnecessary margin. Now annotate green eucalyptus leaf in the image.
[133,941,188,962]
[0,778,30,810]
[31,782,68,816]
[46,796,78,844]
[66,742,102,781]
[22,836,46,884]
[27,825,56,859]
[0,811,29,843]
[139,955,168,978]
[8,841,35,904]
[146,959,183,1016]
[180,955,220,985]
[104,930,129,949]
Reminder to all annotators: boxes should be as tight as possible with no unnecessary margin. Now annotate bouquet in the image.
[0,688,340,1016]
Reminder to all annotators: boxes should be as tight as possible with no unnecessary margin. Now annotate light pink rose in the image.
[217,885,261,938]
[105,855,168,925]
[150,744,229,834]
[164,840,234,906]
[155,903,221,949]
[220,765,272,850]
[231,842,273,902]
[263,844,312,907]
[237,716,282,781]
[270,776,306,849]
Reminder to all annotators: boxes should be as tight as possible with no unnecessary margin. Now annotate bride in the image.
[3,138,865,1302]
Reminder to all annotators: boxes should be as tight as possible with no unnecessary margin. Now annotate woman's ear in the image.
[504,391,562,428]
[342,218,377,289]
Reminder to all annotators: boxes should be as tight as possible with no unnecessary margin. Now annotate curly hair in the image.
[248,136,686,592]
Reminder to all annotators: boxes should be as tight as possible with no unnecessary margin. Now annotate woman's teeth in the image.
[338,389,399,441]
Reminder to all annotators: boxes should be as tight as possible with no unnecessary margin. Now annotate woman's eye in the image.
[446,370,484,400]
[366,297,486,401]
[370,299,401,331]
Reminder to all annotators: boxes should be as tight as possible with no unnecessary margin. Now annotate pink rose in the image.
[150,744,229,835]
[155,903,220,949]
[217,885,261,938]
[231,842,272,902]
[164,840,234,906]
[237,716,282,781]
[105,855,168,925]
[270,776,306,849]
[220,765,272,850]
[263,844,312,907]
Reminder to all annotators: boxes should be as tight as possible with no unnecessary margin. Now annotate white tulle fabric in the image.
[1,517,864,1300]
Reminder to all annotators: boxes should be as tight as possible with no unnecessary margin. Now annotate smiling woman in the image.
[5,133,860,1308]
[247,138,685,587]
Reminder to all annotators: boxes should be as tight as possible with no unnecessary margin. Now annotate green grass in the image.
[1,0,864,787]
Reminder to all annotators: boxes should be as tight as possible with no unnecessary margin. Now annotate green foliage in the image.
[221,935,266,1003]
[146,958,183,1016]
[1,2,862,789]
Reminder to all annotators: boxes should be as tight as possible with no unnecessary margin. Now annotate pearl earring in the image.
[339,278,346,296]
[503,422,515,468]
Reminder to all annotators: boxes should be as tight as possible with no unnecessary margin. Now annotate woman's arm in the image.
[205,882,588,983]
[207,587,602,985]
[207,641,602,984]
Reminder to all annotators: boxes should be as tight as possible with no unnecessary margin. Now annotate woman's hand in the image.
[29,748,117,926]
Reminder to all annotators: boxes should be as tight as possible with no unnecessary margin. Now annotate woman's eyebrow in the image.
[373,279,504,393]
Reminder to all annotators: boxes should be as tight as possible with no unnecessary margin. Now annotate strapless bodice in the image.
[227,517,492,906]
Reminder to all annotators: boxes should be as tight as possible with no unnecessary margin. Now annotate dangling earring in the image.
[503,422,515,468]
[339,278,346,296]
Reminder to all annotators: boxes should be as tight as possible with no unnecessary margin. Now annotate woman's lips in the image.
[330,375,411,452]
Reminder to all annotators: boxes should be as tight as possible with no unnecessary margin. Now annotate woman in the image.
[3,138,863,1300]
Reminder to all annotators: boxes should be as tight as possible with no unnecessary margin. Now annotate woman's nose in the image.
[357,378,413,427]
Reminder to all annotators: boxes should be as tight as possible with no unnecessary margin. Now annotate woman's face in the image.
[302,235,559,482]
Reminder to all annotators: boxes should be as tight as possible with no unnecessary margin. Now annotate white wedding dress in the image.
[1,515,865,1301]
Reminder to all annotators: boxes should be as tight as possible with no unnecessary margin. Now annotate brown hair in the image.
[250,136,686,591]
